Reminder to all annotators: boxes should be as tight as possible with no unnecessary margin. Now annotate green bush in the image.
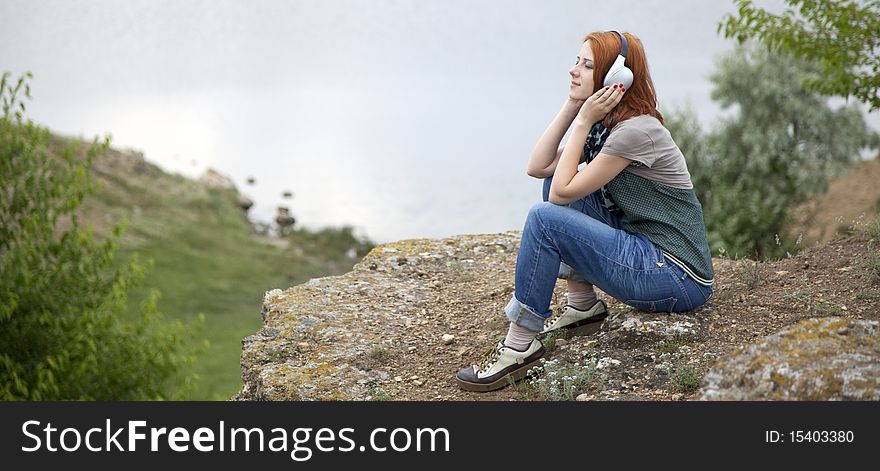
[0,71,200,400]
[666,45,879,260]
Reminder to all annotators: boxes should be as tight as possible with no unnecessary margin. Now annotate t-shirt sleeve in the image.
[600,124,657,168]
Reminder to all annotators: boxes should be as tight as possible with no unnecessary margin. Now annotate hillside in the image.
[50,134,373,400]
[789,155,880,244]
[236,223,880,401]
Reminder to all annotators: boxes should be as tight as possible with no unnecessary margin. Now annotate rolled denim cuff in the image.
[558,262,588,283]
[504,295,545,332]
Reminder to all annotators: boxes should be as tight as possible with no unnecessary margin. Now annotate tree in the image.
[0,72,200,400]
[666,45,879,259]
[718,0,880,111]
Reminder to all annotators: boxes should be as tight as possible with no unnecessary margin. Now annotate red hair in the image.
[584,31,664,128]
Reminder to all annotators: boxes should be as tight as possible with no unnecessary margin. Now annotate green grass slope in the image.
[54,135,372,399]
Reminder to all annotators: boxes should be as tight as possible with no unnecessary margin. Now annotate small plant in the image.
[867,214,880,240]
[782,287,813,308]
[658,336,691,355]
[522,358,599,401]
[671,366,701,393]
[366,387,392,401]
[540,329,566,353]
[864,253,880,285]
[368,345,391,363]
[813,300,843,317]
[837,223,857,236]
[738,257,765,290]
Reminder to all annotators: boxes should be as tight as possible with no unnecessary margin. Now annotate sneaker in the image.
[455,339,545,392]
[540,300,608,338]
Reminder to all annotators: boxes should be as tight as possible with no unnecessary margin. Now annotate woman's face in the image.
[569,40,595,101]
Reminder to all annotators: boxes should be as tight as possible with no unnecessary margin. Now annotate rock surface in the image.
[699,317,880,400]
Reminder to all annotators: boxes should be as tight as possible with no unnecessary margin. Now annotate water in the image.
[2,0,877,243]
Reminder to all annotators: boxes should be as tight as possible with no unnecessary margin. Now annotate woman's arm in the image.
[526,99,583,178]
[549,85,628,204]
[548,150,631,205]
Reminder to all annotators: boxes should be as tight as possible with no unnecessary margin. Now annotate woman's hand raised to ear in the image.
[575,84,625,129]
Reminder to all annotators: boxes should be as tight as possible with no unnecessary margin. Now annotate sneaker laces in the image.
[476,343,503,375]
[544,308,564,330]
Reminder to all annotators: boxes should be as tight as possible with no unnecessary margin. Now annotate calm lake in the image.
[2,0,876,243]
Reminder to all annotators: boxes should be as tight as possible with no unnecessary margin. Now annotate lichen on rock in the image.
[699,317,880,400]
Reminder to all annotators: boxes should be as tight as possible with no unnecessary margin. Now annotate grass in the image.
[737,257,765,290]
[117,206,367,399]
[658,335,692,355]
[813,299,844,317]
[865,253,880,285]
[671,366,701,393]
[77,146,373,400]
[368,345,392,363]
[366,387,392,401]
[519,358,601,401]
[837,223,857,236]
[868,214,880,240]
[539,329,566,353]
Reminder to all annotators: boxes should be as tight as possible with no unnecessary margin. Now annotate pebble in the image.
[575,393,593,401]
[394,376,403,382]
[596,357,621,370]
[442,334,455,345]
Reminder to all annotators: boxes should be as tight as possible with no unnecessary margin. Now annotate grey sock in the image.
[566,290,598,311]
[503,322,538,351]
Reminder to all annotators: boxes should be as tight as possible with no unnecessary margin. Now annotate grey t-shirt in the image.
[600,115,693,189]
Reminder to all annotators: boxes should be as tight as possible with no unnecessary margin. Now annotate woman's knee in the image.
[527,201,566,226]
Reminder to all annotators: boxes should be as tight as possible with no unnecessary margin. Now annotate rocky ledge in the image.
[234,230,880,401]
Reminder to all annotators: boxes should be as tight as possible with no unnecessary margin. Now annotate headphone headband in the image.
[601,30,634,89]
[611,30,628,58]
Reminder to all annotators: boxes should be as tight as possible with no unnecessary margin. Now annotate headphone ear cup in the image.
[603,54,634,89]
[604,66,634,89]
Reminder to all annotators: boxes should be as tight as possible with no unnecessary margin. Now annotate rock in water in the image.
[275,206,295,229]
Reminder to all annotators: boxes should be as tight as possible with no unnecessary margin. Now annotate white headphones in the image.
[602,31,634,89]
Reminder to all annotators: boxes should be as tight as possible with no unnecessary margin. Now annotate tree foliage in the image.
[0,71,200,400]
[667,45,879,259]
[718,0,880,111]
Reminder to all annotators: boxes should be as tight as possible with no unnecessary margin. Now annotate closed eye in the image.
[575,57,593,69]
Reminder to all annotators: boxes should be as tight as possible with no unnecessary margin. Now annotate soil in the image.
[370,230,880,401]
